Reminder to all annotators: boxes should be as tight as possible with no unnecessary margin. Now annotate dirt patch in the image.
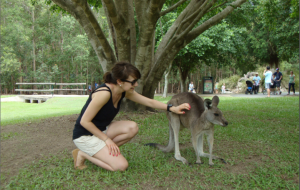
[1,115,79,183]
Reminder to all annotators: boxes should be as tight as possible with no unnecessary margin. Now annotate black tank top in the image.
[73,83,126,140]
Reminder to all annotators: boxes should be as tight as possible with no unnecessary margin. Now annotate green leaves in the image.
[0,47,21,73]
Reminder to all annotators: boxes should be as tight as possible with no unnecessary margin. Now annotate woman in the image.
[288,71,295,95]
[72,62,190,171]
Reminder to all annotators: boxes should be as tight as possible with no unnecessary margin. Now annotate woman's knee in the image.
[112,159,128,171]
[127,121,139,137]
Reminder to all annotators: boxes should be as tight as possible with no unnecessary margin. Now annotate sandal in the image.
[72,149,87,170]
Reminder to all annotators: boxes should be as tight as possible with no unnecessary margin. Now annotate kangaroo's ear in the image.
[204,99,212,110]
[212,96,219,107]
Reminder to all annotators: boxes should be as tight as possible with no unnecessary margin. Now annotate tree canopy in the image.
[1,0,298,98]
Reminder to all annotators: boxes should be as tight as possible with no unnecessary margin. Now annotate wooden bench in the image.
[15,83,87,95]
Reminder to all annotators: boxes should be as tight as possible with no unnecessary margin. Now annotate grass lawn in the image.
[1,97,88,126]
[2,96,299,189]
[1,95,17,98]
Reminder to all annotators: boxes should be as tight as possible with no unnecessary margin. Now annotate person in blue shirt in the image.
[273,68,283,94]
[252,73,261,94]
[263,66,273,97]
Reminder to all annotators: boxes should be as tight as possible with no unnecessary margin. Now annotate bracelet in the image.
[104,136,109,142]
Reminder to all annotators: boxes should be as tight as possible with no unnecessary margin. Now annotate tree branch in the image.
[186,0,247,42]
[72,0,116,60]
[134,0,145,28]
[52,0,116,72]
[160,0,188,17]
[175,0,211,37]
[102,0,122,30]
[101,0,118,59]
[157,0,215,63]
[154,1,192,62]
[207,1,229,13]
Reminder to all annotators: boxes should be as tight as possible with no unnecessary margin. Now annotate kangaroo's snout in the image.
[223,121,228,127]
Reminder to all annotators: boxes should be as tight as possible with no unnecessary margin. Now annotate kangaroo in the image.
[146,92,228,165]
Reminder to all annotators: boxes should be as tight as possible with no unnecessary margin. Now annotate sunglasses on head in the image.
[121,79,138,85]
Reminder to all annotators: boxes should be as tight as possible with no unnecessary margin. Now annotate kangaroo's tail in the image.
[144,143,158,147]
[144,123,175,153]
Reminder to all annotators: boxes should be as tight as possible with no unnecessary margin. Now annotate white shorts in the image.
[265,83,270,89]
[73,127,109,157]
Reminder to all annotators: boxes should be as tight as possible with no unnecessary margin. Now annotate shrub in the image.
[218,75,240,90]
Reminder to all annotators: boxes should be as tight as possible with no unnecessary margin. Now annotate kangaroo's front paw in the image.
[209,162,214,166]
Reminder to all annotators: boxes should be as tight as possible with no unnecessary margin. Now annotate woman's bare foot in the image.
[72,149,87,170]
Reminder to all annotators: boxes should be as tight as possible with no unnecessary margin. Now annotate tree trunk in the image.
[179,66,188,93]
[128,0,136,64]
[162,63,172,98]
[101,0,118,59]
[32,8,36,89]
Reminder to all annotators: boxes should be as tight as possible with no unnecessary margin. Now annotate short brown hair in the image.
[103,62,141,84]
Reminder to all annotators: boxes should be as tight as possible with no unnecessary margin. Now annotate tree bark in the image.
[162,63,172,98]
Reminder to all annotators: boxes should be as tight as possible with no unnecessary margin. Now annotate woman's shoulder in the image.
[92,86,111,99]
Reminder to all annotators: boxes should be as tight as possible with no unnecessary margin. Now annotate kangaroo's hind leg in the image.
[169,113,188,165]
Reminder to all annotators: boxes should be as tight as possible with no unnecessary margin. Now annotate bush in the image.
[218,75,241,91]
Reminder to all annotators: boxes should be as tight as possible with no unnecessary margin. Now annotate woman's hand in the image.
[105,138,120,156]
[170,103,190,114]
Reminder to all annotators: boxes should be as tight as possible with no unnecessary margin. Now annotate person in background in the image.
[252,73,261,94]
[214,83,218,94]
[189,82,194,92]
[270,74,277,95]
[72,62,190,171]
[287,71,295,95]
[88,85,92,93]
[221,83,226,94]
[263,66,273,97]
[273,68,283,95]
